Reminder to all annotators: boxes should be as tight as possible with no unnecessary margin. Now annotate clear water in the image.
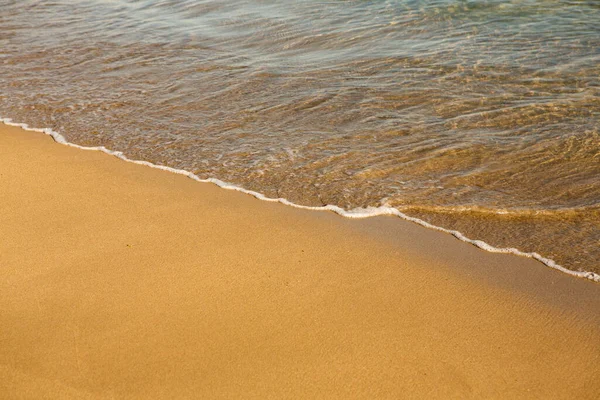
[1,0,599,274]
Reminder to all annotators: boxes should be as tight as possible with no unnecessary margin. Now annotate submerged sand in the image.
[1,123,599,399]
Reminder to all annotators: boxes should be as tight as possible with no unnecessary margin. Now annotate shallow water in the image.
[1,0,599,274]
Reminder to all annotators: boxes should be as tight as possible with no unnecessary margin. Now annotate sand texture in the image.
[1,123,599,399]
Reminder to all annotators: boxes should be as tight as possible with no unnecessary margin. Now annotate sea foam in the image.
[2,117,599,283]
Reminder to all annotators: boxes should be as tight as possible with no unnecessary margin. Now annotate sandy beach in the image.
[1,122,599,399]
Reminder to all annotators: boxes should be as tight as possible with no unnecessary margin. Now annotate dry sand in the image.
[1,123,599,399]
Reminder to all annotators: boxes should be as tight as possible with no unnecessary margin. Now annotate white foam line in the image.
[2,116,599,283]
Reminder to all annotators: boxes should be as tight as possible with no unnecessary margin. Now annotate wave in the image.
[2,116,598,283]
[393,204,600,218]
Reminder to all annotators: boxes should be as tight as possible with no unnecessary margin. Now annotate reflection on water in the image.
[1,0,599,273]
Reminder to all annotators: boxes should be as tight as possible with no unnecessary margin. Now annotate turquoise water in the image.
[1,0,599,274]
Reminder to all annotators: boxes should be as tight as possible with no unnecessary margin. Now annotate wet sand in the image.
[1,123,599,399]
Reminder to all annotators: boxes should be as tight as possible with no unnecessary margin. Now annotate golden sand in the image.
[1,123,599,399]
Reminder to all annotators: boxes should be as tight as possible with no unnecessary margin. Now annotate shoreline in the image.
[2,117,598,283]
[1,122,599,398]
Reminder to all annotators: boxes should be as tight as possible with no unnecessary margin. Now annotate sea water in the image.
[1,0,599,276]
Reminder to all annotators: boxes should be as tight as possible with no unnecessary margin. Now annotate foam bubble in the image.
[2,117,599,283]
